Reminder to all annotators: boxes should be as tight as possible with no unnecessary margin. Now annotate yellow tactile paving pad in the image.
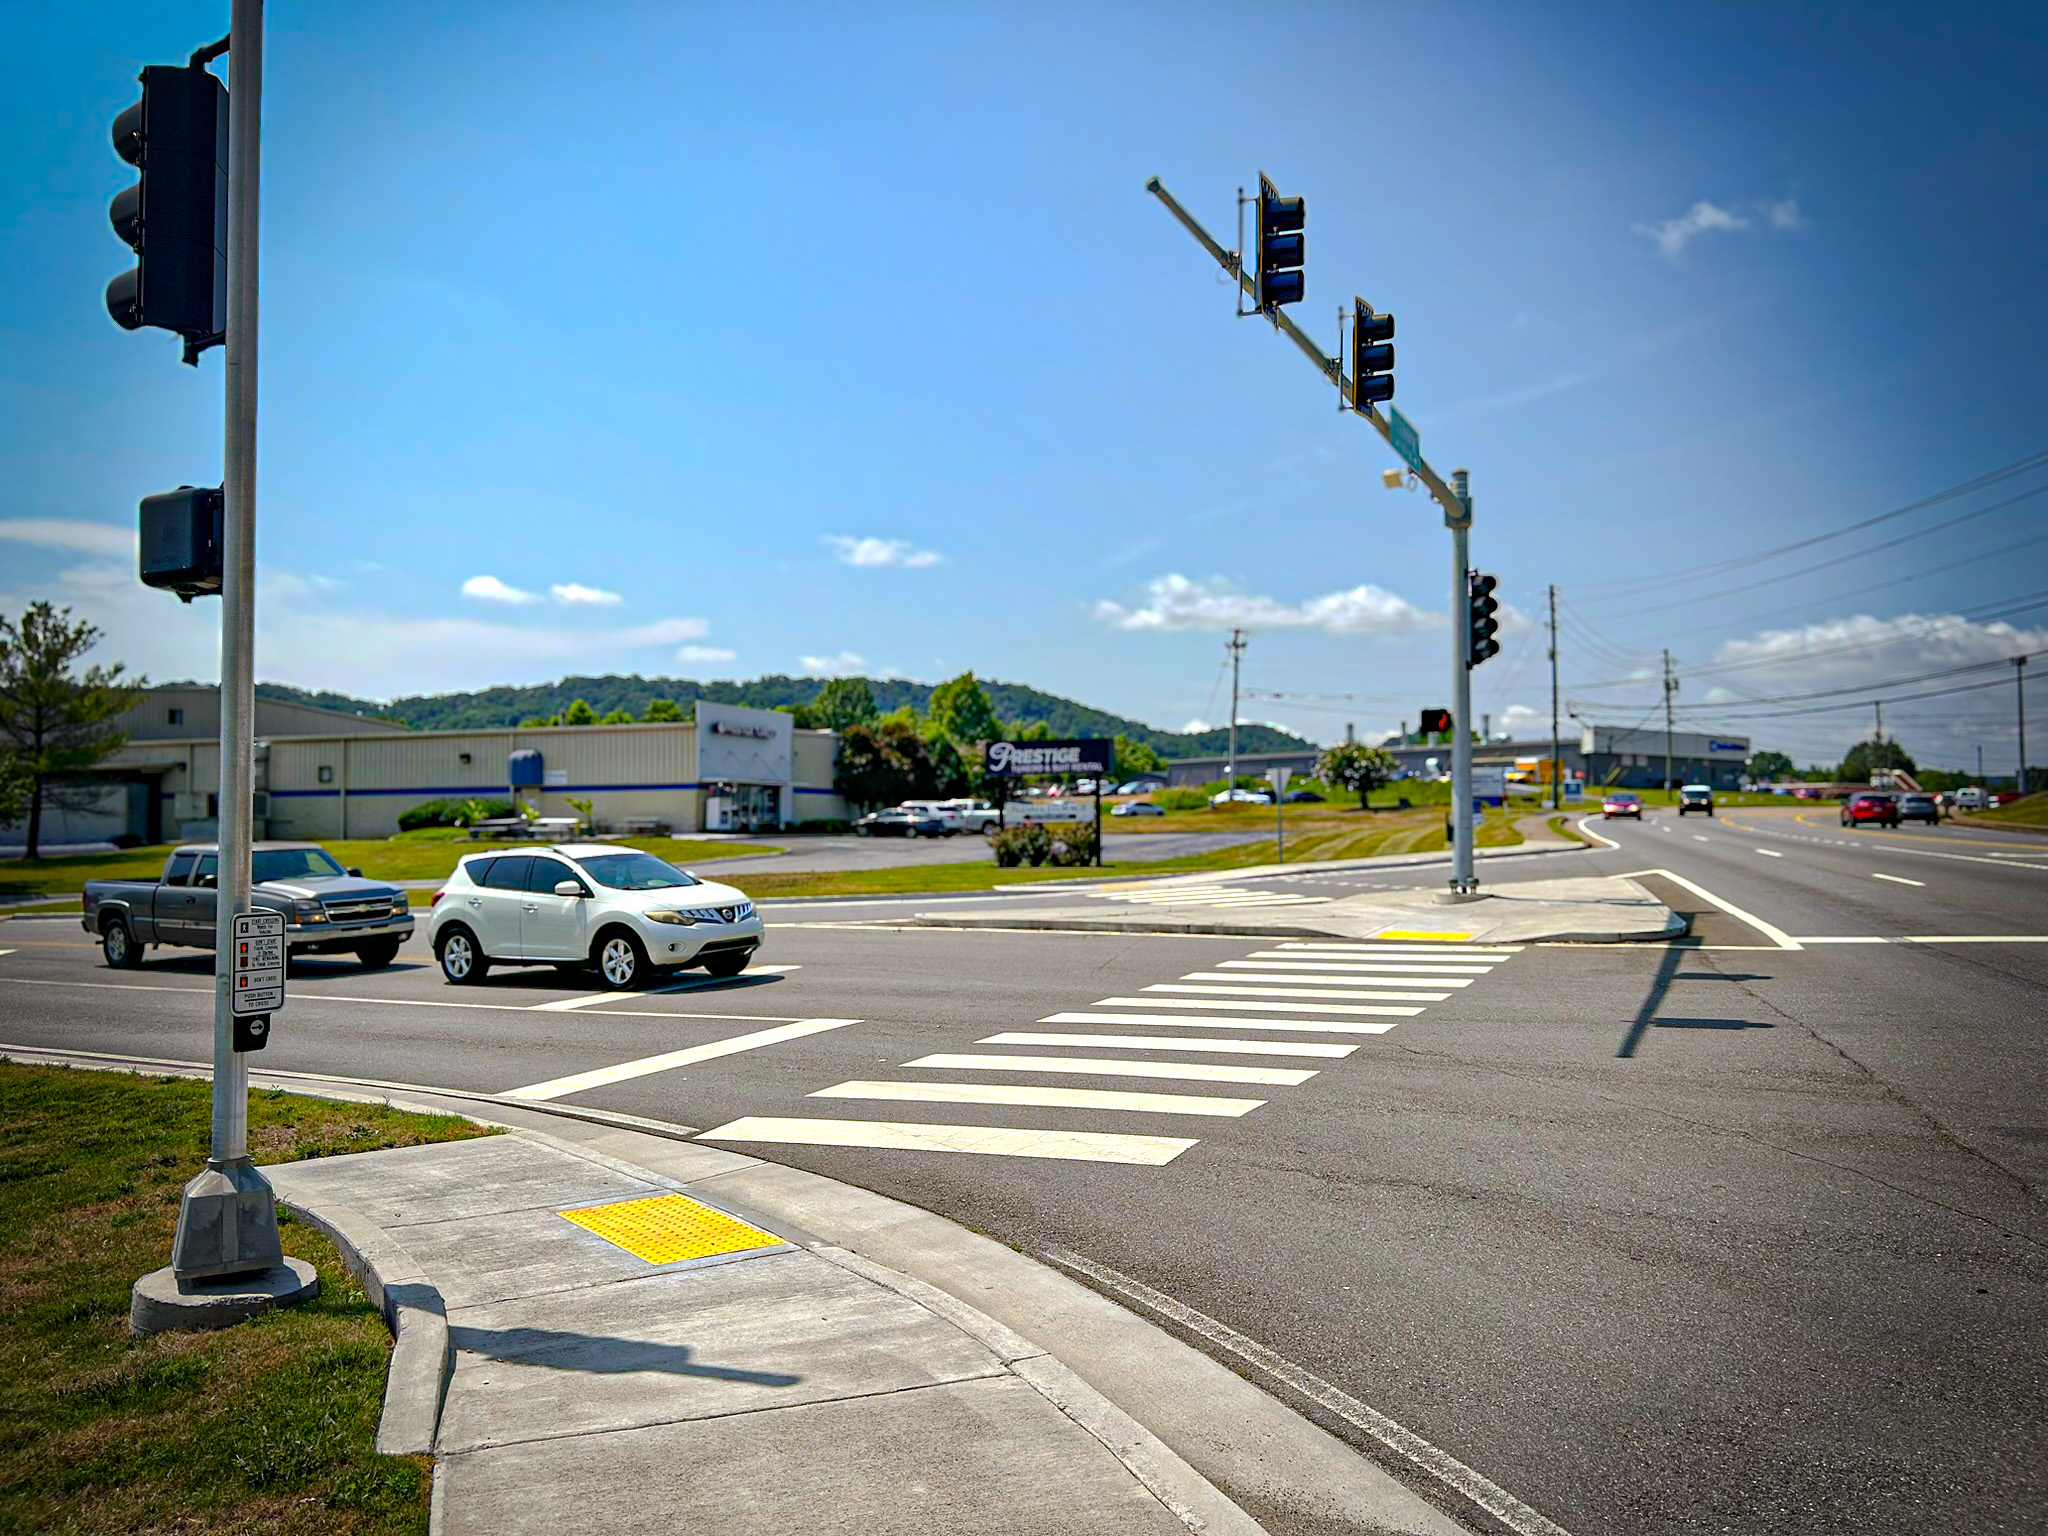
[559,1193,783,1265]
[1375,930,1472,941]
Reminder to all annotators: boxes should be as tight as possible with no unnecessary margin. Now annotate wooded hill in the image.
[252,675,1317,759]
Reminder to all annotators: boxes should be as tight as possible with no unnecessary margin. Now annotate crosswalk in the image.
[696,940,1521,1166]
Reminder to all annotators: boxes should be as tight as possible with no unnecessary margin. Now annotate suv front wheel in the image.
[595,929,651,990]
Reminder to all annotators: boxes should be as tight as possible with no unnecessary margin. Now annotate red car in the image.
[1601,791,1643,819]
[1840,793,1900,829]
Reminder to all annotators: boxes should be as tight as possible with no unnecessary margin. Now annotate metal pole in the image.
[1548,584,1561,812]
[2018,656,2030,796]
[1662,650,1676,799]
[1226,628,1245,788]
[172,0,282,1281]
[1449,470,1475,894]
[1275,783,1284,862]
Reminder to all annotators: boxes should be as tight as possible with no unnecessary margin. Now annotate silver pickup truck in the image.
[82,841,415,970]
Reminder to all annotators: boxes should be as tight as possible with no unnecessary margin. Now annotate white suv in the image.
[428,844,761,990]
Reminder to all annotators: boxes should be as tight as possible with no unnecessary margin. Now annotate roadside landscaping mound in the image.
[0,1064,492,1535]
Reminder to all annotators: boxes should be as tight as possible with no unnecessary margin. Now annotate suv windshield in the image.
[1608,792,1639,802]
[574,851,699,891]
[252,848,348,882]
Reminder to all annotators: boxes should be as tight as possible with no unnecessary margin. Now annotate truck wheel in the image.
[595,929,650,991]
[436,926,490,985]
[355,938,402,969]
[101,919,143,970]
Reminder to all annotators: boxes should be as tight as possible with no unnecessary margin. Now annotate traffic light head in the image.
[139,486,224,602]
[1466,572,1501,667]
[107,65,228,342]
[1256,174,1306,310]
[1351,299,1395,407]
[1419,707,1452,734]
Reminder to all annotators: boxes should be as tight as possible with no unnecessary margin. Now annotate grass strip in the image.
[0,1064,493,1535]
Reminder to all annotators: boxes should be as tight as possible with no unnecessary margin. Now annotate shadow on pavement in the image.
[451,1325,803,1386]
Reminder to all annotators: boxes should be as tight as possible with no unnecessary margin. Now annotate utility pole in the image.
[1548,584,1561,811]
[1450,470,1476,892]
[1661,649,1677,798]
[1225,628,1246,787]
[2017,655,2030,796]
[1977,743,1985,783]
[171,0,286,1284]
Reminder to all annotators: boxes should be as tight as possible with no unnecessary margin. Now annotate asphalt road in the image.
[3,804,2042,1536]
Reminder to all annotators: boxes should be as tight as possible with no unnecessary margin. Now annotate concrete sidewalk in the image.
[266,1128,1270,1536]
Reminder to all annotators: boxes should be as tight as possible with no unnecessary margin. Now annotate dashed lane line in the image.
[502,1017,861,1102]
[1755,848,1783,857]
[1870,872,1926,887]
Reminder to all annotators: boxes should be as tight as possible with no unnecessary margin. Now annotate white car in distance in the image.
[428,844,761,991]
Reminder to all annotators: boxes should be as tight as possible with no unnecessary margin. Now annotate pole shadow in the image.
[450,1324,803,1386]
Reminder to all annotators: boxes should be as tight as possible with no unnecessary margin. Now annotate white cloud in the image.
[617,616,709,646]
[0,518,134,556]
[1710,612,2045,684]
[799,651,867,676]
[461,574,539,604]
[1093,574,1438,636]
[824,536,943,570]
[1494,704,1547,737]
[551,582,621,607]
[1179,718,1214,734]
[1633,196,1806,259]
[675,645,736,665]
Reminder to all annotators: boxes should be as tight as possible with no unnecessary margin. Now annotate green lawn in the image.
[0,1064,492,1535]
[0,836,773,902]
[1969,792,2048,828]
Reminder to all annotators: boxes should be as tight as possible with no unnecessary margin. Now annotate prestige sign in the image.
[983,738,1114,777]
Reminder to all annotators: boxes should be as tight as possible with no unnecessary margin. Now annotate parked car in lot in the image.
[1991,791,2024,807]
[1601,791,1643,819]
[1841,792,1901,829]
[428,845,758,990]
[1282,789,1325,803]
[935,798,1002,834]
[1110,799,1165,817]
[1677,785,1715,816]
[896,800,964,835]
[1210,787,1273,806]
[1953,786,1990,811]
[82,841,414,971]
[1897,792,1941,825]
[853,808,947,838]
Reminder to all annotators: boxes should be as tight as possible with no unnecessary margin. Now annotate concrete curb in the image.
[265,1186,450,1457]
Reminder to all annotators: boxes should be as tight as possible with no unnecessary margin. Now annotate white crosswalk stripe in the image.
[983,1031,1358,1058]
[695,933,1518,1165]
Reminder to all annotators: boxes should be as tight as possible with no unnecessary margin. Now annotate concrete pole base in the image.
[1433,889,1491,905]
[172,1157,284,1280]
[131,1256,318,1335]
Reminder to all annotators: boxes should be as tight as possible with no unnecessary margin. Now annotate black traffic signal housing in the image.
[1256,174,1305,310]
[1466,572,1501,668]
[1351,299,1394,407]
[107,64,228,348]
[140,486,224,602]
[1419,707,1452,735]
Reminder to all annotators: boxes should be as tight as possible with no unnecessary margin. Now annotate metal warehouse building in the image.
[10,687,848,845]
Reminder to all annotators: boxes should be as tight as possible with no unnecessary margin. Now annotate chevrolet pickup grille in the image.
[323,897,398,925]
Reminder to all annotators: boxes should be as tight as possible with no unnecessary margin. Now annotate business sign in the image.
[1563,779,1584,801]
[983,738,1114,777]
[1388,406,1424,476]
[1708,738,1748,757]
[231,910,285,1018]
[697,701,794,785]
[711,721,775,739]
[1471,765,1506,804]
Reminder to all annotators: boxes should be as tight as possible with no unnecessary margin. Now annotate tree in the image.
[811,677,879,731]
[928,732,972,797]
[0,602,144,858]
[561,698,598,726]
[1748,750,1795,781]
[832,717,940,810]
[1839,737,1916,784]
[928,671,1003,748]
[1314,741,1400,809]
[1112,735,1167,777]
[642,697,684,722]
[519,714,560,727]
[598,709,635,724]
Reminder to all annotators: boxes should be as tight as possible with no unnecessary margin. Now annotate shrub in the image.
[1045,821,1097,866]
[1151,787,1212,811]
[397,796,512,832]
[993,824,1051,867]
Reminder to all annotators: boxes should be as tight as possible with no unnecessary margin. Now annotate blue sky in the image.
[4,1,2045,770]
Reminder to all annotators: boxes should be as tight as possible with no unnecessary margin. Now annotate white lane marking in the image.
[1903,934,2048,943]
[809,1079,1263,1117]
[1043,1010,1400,1035]
[695,1117,1196,1164]
[985,1031,1357,1058]
[1042,1250,1576,1536]
[1754,849,1783,858]
[502,1017,862,1101]
[1614,866,1803,951]
[1093,996,1422,1018]
[0,975,804,1023]
[529,963,801,1012]
[1146,982,1450,1003]
[1219,960,1495,976]
[1870,872,1926,887]
[1792,936,1890,944]
[1186,969,1471,989]
[903,1052,1316,1086]
[0,949,14,957]
[1692,835,1711,842]
[1273,943,1522,956]
[1575,817,1620,849]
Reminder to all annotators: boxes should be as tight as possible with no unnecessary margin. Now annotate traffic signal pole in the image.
[170,0,284,1282]
[1145,177,1482,894]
